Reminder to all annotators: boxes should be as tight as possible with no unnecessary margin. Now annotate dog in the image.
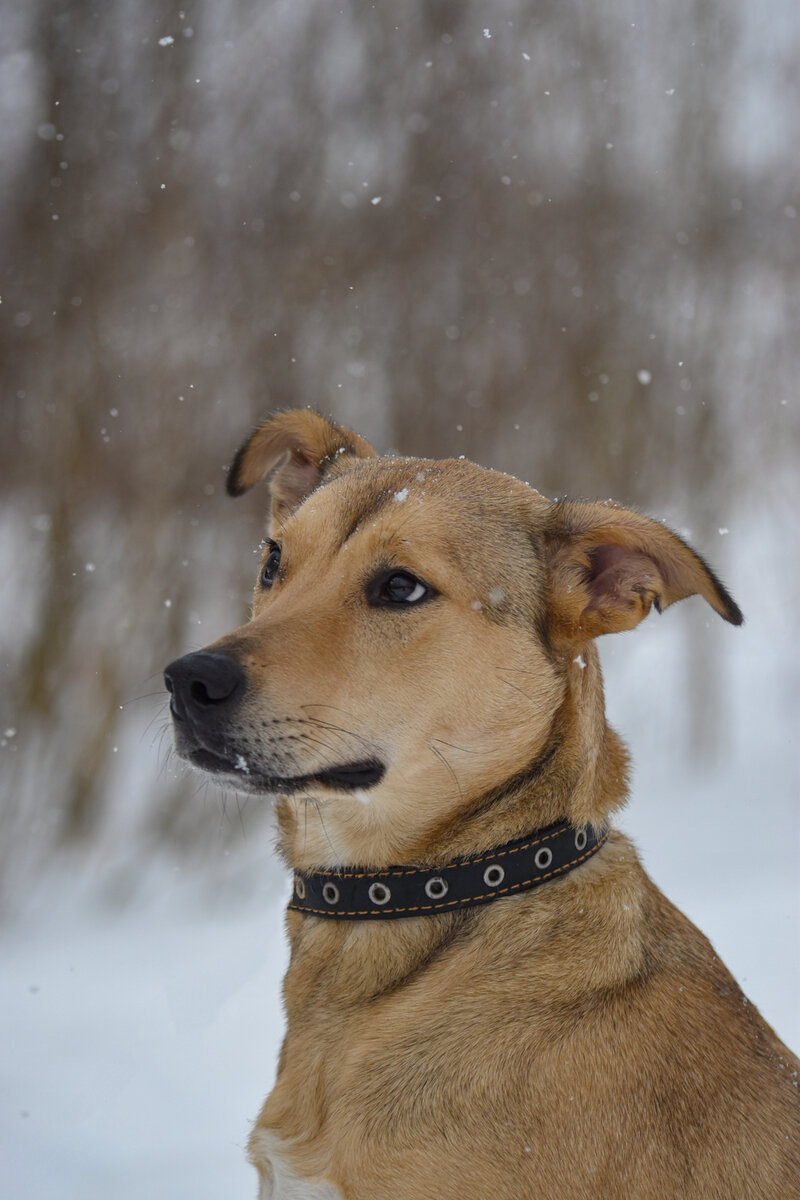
[165,410,799,1199]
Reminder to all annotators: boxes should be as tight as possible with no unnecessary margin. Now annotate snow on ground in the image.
[1,872,290,1200]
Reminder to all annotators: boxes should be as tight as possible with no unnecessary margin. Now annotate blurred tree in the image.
[0,0,798,898]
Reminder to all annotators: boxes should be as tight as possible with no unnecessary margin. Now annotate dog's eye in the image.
[372,571,432,606]
[260,542,282,588]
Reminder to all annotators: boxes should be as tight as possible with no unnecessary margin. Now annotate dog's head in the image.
[165,410,741,868]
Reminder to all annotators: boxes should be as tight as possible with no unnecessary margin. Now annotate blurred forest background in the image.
[1,0,798,909]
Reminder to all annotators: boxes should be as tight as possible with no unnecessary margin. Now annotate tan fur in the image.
[171,411,798,1199]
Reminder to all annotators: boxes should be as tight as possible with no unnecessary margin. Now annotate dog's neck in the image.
[276,654,639,1011]
[408,679,628,866]
[280,826,644,1019]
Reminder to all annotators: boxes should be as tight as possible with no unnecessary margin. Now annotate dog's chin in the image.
[182,745,386,796]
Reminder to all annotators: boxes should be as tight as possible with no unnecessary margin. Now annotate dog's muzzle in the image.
[164,649,386,792]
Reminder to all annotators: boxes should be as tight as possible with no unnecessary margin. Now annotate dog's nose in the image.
[164,651,245,722]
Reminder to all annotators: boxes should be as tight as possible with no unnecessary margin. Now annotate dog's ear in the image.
[543,499,742,644]
[226,410,377,527]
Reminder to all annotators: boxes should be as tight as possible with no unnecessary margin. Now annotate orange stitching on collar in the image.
[288,829,609,917]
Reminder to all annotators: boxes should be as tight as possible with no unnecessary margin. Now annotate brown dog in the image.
[165,411,799,1199]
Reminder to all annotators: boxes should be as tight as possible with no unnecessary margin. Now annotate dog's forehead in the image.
[308,455,550,545]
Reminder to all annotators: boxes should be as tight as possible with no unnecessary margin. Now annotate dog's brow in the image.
[338,490,396,547]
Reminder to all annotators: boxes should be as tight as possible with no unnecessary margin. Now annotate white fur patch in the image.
[252,1129,343,1200]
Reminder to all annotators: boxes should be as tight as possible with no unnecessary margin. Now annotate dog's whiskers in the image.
[430,737,480,756]
[310,798,340,864]
[291,730,350,759]
[122,690,170,706]
[496,671,541,707]
[144,702,171,743]
[298,707,376,749]
[428,739,463,802]
[154,721,178,781]
[235,792,247,838]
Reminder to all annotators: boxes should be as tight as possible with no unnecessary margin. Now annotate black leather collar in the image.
[288,820,609,920]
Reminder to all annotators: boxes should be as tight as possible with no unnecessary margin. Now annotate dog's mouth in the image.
[186,746,386,794]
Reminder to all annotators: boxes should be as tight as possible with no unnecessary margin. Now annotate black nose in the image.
[164,651,245,723]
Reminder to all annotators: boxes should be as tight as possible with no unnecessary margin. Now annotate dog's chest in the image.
[252,1129,343,1200]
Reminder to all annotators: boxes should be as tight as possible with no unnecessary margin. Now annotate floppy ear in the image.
[543,499,742,644]
[226,409,377,529]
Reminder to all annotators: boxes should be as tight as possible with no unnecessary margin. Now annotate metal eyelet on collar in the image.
[534,847,553,870]
[368,881,391,906]
[294,876,306,900]
[574,829,588,851]
[483,864,505,887]
[322,882,340,905]
[425,877,448,900]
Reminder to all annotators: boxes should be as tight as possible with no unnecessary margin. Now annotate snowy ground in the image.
[2,510,798,1200]
[1,871,290,1200]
